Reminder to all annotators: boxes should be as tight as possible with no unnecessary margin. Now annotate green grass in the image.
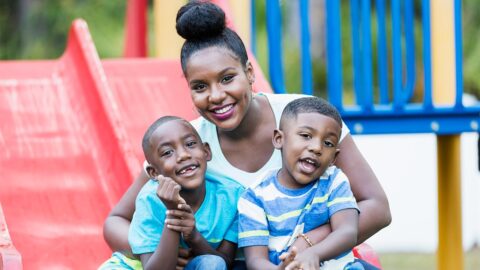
[378,247,480,270]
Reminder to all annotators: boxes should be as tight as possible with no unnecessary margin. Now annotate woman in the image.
[103,1,391,269]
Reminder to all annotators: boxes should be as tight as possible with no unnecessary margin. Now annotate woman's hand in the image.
[155,175,185,210]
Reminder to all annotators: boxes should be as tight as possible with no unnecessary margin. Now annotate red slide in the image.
[0,19,271,269]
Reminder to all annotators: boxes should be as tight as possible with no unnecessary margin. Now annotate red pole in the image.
[124,0,148,57]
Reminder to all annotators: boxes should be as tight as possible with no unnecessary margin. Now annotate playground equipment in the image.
[259,0,479,269]
[0,10,273,269]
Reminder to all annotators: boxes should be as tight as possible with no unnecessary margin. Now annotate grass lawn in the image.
[378,247,480,270]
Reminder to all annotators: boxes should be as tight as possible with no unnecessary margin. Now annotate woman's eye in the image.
[221,75,234,84]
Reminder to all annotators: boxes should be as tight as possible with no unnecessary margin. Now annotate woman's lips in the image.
[210,104,235,121]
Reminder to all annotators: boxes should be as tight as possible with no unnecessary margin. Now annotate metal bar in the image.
[422,0,433,109]
[361,0,373,110]
[266,0,286,93]
[375,0,389,104]
[392,0,403,109]
[325,0,343,108]
[454,0,464,108]
[350,0,363,107]
[300,0,313,95]
[403,0,416,103]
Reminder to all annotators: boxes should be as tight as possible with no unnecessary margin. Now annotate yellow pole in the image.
[153,0,185,58]
[431,1,464,270]
[228,0,251,48]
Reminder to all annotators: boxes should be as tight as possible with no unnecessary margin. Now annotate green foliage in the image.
[0,0,126,59]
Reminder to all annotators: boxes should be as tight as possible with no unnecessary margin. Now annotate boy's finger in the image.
[172,185,181,200]
[167,209,192,219]
[166,224,190,232]
[177,203,192,213]
[285,261,301,270]
[177,257,189,266]
[178,247,191,258]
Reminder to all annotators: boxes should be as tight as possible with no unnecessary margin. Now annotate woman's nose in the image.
[209,84,226,103]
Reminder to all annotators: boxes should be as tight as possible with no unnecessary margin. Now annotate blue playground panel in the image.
[253,0,480,135]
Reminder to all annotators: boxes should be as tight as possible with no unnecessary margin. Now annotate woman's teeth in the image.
[214,104,233,114]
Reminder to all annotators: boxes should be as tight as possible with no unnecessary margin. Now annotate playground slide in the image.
[0,19,272,269]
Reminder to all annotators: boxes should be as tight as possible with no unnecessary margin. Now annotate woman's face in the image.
[185,47,254,131]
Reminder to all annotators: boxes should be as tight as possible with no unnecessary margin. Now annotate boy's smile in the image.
[146,119,211,191]
[274,112,341,189]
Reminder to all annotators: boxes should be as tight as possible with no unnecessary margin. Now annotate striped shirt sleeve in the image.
[327,169,358,217]
[237,188,269,248]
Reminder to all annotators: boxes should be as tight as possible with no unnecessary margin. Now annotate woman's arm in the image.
[103,170,150,256]
[293,209,359,268]
[335,134,392,243]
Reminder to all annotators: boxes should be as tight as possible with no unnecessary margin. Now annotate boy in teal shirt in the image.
[129,116,242,270]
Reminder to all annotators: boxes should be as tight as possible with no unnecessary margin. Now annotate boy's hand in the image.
[278,246,298,269]
[155,175,184,209]
[176,247,191,270]
[288,248,320,270]
[165,203,197,243]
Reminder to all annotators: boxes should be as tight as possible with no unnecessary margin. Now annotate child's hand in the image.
[288,249,320,270]
[165,203,197,243]
[155,175,184,209]
[278,246,298,268]
[176,247,191,270]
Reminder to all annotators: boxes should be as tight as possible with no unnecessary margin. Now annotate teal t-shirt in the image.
[129,176,244,255]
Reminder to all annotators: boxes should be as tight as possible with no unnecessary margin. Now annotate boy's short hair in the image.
[280,96,342,129]
[142,116,200,158]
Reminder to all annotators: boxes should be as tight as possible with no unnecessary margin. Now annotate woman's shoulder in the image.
[260,92,310,105]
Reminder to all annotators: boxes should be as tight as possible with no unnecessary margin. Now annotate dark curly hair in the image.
[176,0,249,74]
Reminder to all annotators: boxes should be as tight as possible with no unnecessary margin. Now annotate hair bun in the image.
[176,1,226,40]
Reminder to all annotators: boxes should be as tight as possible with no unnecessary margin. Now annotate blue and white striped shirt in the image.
[238,166,358,265]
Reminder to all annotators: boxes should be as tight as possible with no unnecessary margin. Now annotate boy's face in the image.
[273,112,341,189]
[146,119,211,191]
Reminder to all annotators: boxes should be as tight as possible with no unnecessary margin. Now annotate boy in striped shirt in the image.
[238,97,364,270]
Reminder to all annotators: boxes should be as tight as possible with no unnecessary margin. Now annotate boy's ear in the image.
[272,129,284,150]
[331,149,340,165]
[203,142,212,161]
[145,164,158,179]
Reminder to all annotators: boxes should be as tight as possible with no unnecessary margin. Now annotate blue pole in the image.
[454,0,463,108]
[376,0,389,104]
[361,0,373,110]
[266,0,286,93]
[300,0,313,95]
[422,0,433,109]
[325,0,343,109]
[392,0,403,109]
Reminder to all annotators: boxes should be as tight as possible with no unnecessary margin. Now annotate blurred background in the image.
[1,0,479,269]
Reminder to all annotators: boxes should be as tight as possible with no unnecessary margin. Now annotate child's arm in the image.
[139,222,181,270]
[245,246,302,270]
[167,204,237,268]
[293,209,359,269]
[137,176,185,270]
